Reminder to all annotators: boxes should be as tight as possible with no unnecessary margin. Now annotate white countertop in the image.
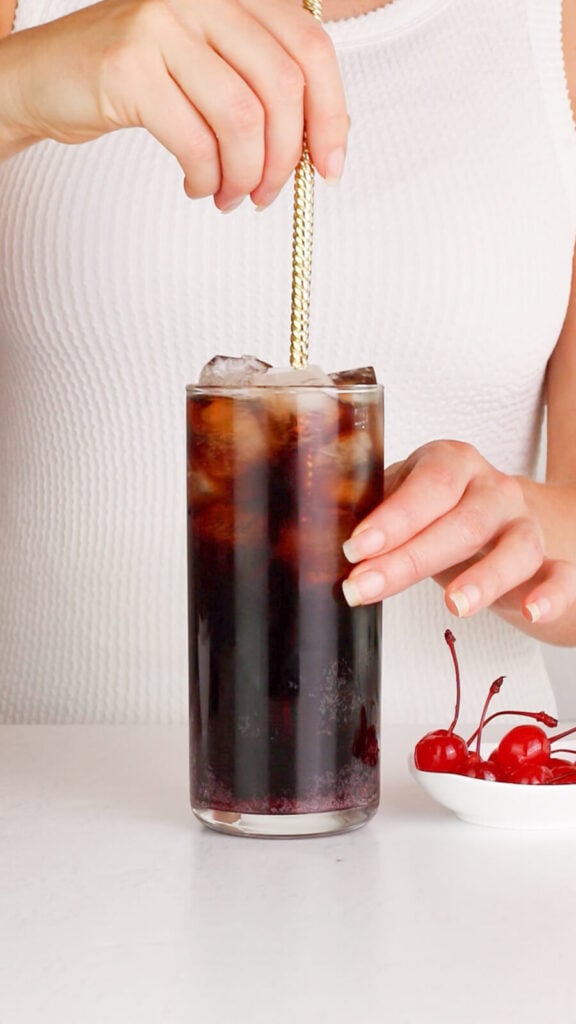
[1,724,575,1024]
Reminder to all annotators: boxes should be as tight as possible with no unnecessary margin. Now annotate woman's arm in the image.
[343,3,576,645]
[343,262,576,645]
[494,251,576,643]
[0,1,16,38]
[343,245,576,644]
[563,0,576,121]
[0,0,349,209]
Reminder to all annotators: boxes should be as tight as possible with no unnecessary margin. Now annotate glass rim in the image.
[186,383,384,397]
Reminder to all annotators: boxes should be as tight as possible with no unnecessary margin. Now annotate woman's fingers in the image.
[165,0,348,205]
[342,439,576,626]
[443,518,544,616]
[165,34,267,207]
[522,560,576,623]
[9,0,349,208]
[491,559,576,626]
[345,441,513,563]
[244,0,349,185]
[185,6,305,209]
[137,70,221,199]
[344,511,543,609]
[344,531,576,627]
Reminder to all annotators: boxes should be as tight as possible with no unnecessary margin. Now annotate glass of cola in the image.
[187,369,384,837]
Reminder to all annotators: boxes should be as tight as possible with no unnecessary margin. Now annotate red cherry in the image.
[414,729,469,772]
[495,725,550,772]
[485,748,501,766]
[548,765,576,784]
[548,757,573,768]
[507,763,553,785]
[485,757,510,780]
[413,630,564,787]
[462,759,505,781]
[414,631,468,773]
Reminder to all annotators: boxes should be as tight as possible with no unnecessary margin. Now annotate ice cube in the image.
[328,366,378,385]
[194,501,266,547]
[199,354,272,386]
[330,433,375,507]
[254,365,334,387]
[337,430,373,471]
[189,397,267,478]
[187,466,223,501]
[266,384,340,452]
[275,509,357,585]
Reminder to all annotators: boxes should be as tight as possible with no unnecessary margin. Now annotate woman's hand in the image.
[0,0,348,209]
[342,439,576,640]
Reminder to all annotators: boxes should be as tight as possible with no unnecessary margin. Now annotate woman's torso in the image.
[0,0,575,722]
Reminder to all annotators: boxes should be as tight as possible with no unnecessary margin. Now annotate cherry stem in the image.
[549,725,576,744]
[466,709,557,748]
[551,748,576,756]
[473,676,505,757]
[444,629,460,734]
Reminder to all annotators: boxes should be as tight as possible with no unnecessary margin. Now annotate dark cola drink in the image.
[187,381,384,837]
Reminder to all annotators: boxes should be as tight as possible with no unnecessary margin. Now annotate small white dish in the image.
[409,744,576,830]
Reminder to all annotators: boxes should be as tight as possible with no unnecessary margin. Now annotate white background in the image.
[543,643,576,717]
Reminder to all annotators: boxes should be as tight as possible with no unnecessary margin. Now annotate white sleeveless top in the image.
[0,0,575,724]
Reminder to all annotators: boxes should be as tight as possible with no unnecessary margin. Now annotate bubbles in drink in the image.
[318,661,363,734]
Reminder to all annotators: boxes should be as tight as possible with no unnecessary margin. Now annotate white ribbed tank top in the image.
[0,0,575,723]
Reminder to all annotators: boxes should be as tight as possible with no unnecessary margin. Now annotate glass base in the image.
[192,804,377,838]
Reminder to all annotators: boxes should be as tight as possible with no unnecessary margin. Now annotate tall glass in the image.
[187,383,384,837]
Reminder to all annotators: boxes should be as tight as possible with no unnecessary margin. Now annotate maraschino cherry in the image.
[548,761,576,784]
[493,724,551,775]
[413,631,469,773]
[413,630,575,785]
[507,763,554,785]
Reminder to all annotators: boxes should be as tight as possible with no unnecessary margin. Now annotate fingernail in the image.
[343,528,386,564]
[525,598,552,623]
[325,146,346,186]
[254,190,281,212]
[220,196,246,214]
[447,584,481,618]
[342,571,386,607]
